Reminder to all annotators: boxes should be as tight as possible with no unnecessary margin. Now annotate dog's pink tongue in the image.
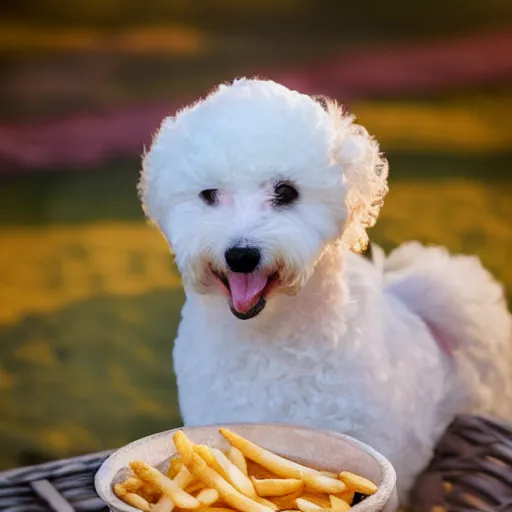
[227,272,267,313]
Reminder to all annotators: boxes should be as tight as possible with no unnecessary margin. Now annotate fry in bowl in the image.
[112,429,378,511]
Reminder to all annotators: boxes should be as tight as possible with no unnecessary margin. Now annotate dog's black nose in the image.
[225,247,261,273]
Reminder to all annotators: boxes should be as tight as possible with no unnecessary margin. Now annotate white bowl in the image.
[95,424,398,512]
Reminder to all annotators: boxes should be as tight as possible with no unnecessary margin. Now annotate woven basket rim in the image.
[0,449,114,481]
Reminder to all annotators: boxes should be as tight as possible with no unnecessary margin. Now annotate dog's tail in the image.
[383,241,512,419]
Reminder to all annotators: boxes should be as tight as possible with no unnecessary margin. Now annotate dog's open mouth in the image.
[213,270,278,320]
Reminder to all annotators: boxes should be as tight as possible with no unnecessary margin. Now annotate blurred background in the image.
[0,0,511,470]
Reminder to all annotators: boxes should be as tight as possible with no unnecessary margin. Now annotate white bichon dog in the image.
[139,78,512,502]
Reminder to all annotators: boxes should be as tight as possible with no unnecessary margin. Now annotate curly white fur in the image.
[139,78,512,503]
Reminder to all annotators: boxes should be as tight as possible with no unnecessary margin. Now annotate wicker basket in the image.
[0,450,113,512]
[410,415,512,512]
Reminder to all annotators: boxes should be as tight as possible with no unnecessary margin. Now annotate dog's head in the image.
[139,79,388,320]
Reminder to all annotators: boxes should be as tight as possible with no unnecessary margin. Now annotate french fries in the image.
[174,430,196,466]
[174,464,195,489]
[255,496,280,511]
[197,488,220,506]
[219,429,345,494]
[203,509,239,512]
[251,477,303,497]
[329,495,351,512]
[168,457,185,478]
[318,472,337,479]
[113,429,379,512]
[186,481,207,494]
[246,461,279,480]
[299,493,331,509]
[227,446,249,476]
[130,461,199,509]
[295,498,323,512]
[114,483,152,512]
[186,451,273,512]
[301,473,345,494]
[266,487,304,510]
[219,429,310,479]
[122,477,143,493]
[335,490,355,506]
[195,445,227,477]
[210,448,257,498]
[153,496,175,512]
[338,472,378,496]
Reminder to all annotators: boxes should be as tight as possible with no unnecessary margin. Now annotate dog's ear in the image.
[328,103,389,253]
[137,116,176,239]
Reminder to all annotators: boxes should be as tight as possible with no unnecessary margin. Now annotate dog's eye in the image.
[274,182,299,207]
[199,189,218,206]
